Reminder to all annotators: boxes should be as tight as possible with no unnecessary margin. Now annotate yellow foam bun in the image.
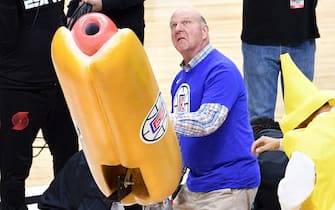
[51,13,182,205]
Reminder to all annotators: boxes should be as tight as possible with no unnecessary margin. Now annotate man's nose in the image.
[175,23,185,31]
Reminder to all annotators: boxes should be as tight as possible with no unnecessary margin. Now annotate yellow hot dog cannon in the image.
[51,12,182,205]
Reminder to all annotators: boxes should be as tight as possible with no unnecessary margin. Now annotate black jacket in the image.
[241,0,319,45]
[0,0,66,89]
[0,0,20,50]
[38,150,142,210]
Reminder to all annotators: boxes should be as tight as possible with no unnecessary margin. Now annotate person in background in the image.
[251,53,335,210]
[38,150,173,210]
[169,7,260,210]
[250,117,288,210]
[0,0,79,209]
[241,0,320,121]
[252,103,335,210]
[39,150,112,210]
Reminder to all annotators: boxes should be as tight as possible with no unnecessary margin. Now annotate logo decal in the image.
[173,83,190,113]
[140,92,168,144]
[23,0,62,10]
[12,112,29,131]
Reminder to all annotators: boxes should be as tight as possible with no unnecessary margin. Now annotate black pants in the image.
[38,150,142,210]
[0,86,79,210]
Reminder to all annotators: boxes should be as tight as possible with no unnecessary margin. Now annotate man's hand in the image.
[251,136,281,156]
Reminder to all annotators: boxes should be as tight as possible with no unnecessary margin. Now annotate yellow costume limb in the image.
[51,13,182,205]
[283,111,335,210]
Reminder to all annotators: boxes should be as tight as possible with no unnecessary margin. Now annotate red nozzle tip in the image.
[71,12,118,56]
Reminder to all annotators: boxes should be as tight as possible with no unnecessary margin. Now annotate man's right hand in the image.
[251,136,282,156]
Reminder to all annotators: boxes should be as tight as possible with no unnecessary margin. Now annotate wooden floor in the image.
[27,0,335,189]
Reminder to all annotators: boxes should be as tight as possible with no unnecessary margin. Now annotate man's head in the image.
[169,7,209,63]
[250,117,282,140]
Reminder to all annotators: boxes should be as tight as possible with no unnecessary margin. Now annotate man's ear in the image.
[202,24,209,39]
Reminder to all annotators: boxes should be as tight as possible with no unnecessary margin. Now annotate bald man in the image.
[169,8,260,210]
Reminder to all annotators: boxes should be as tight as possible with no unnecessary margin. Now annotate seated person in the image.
[251,53,335,210]
[38,150,143,210]
[250,117,289,210]
[38,150,172,210]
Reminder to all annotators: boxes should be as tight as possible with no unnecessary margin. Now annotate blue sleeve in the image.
[202,65,241,110]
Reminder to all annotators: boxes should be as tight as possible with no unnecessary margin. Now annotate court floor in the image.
[26,0,335,204]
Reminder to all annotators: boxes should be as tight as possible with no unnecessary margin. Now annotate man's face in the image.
[169,9,208,62]
[297,103,331,129]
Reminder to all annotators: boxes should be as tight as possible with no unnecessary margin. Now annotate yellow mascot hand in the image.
[51,12,182,205]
